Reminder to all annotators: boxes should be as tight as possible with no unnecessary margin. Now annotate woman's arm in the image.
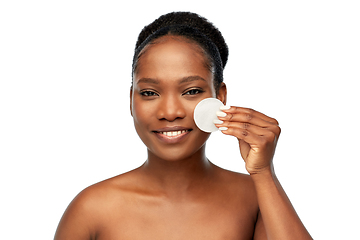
[251,165,312,239]
[215,106,312,239]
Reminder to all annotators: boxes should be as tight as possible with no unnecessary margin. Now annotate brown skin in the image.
[54,36,312,240]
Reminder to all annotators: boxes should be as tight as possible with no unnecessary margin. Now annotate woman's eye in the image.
[184,89,204,95]
[140,91,158,97]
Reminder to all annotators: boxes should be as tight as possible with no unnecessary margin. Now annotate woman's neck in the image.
[140,145,214,197]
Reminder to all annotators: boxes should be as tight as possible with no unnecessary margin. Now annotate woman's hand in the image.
[214,106,281,175]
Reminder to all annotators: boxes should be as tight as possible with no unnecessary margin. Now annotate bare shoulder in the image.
[74,167,143,212]
[54,168,141,240]
[202,164,260,237]
[215,165,254,185]
[212,164,258,207]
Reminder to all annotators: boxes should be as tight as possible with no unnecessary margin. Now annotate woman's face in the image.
[131,36,225,161]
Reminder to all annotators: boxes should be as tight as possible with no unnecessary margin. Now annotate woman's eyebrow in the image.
[179,75,207,84]
[136,78,159,84]
[136,76,206,85]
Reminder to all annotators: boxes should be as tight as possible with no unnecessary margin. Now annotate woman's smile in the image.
[152,126,192,144]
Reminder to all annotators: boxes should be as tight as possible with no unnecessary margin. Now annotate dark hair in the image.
[132,12,228,93]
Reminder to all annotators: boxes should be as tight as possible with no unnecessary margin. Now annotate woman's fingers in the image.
[220,124,262,146]
[219,121,266,135]
[220,121,281,138]
[217,121,279,147]
[216,107,280,135]
[218,107,278,127]
[215,106,281,149]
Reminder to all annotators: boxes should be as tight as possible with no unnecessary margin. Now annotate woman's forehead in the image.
[134,36,212,82]
[138,35,205,62]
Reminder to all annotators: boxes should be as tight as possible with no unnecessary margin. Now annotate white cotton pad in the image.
[194,98,224,132]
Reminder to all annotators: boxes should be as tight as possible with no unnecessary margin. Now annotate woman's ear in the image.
[130,86,133,117]
[217,82,227,105]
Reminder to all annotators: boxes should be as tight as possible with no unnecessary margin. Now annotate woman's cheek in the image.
[131,98,157,145]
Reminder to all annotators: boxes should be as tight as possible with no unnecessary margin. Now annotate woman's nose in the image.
[156,96,186,122]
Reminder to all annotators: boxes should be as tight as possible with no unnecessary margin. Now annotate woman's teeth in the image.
[159,130,188,137]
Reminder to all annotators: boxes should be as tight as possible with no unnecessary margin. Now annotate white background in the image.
[1,0,359,239]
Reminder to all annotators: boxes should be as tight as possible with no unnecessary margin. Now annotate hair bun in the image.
[135,12,229,68]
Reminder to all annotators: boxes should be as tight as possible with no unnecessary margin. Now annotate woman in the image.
[54,12,312,239]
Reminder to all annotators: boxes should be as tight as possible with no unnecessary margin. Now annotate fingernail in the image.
[220,105,231,110]
[216,111,227,117]
[213,119,224,124]
[219,127,228,131]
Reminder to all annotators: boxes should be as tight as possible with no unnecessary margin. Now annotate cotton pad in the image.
[194,98,224,132]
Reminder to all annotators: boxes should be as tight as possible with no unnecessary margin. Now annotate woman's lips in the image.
[152,127,192,144]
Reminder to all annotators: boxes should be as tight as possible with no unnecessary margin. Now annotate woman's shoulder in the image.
[213,164,253,184]
[212,164,258,202]
[61,169,143,223]
[55,169,141,239]
[61,168,140,219]
[206,164,259,224]
[78,168,142,203]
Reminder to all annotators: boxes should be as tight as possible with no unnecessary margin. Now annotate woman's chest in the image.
[95,197,257,240]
